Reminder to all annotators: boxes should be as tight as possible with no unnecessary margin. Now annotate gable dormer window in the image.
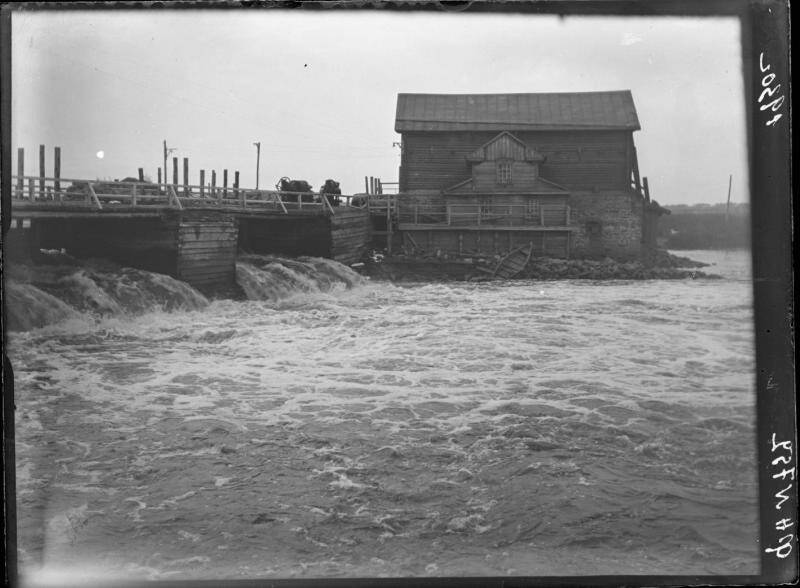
[496,161,512,185]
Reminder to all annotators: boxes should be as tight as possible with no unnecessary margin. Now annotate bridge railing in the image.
[10,175,353,215]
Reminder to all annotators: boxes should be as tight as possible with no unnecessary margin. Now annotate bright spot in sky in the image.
[96,150,104,159]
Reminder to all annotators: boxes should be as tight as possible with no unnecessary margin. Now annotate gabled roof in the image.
[466,131,545,163]
[444,175,569,194]
[395,91,640,132]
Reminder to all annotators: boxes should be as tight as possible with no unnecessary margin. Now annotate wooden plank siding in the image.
[329,208,371,265]
[400,130,632,192]
[176,219,238,291]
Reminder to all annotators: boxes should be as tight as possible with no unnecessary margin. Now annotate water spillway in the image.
[4,254,365,331]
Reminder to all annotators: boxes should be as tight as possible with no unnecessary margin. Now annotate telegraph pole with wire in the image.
[163,140,177,193]
[253,142,261,189]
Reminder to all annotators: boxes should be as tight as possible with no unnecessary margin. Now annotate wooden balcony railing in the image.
[397,202,570,228]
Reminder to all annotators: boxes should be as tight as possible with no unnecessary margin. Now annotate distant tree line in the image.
[656,203,751,249]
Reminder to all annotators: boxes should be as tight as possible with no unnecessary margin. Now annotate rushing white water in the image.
[6,250,758,583]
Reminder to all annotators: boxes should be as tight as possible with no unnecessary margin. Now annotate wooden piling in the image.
[39,144,45,196]
[364,176,369,194]
[17,147,24,197]
[211,170,217,201]
[223,169,228,199]
[157,168,162,192]
[234,170,240,199]
[183,158,189,196]
[643,177,651,203]
[28,177,35,201]
[55,147,62,195]
[138,167,144,182]
[200,170,205,198]
[172,157,178,186]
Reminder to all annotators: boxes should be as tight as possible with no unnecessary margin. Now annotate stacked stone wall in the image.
[568,191,644,260]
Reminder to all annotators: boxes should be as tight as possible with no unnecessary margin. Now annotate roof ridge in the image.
[395,91,640,131]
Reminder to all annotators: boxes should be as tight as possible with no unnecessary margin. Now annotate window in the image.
[480,197,492,215]
[496,161,512,185]
[525,198,540,220]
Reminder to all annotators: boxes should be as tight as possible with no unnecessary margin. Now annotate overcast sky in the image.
[12,10,748,205]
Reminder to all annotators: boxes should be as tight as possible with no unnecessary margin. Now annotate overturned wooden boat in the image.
[492,242,533,279]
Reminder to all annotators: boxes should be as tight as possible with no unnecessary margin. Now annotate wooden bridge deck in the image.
[9,175,354,220]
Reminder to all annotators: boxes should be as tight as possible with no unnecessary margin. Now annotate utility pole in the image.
[253,141,261,190]
[163,140,176,193]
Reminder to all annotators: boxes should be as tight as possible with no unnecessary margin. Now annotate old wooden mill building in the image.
[390,90,667,259]
[7,90,667,292]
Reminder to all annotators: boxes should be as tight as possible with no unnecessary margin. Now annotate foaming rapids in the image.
[5,260,209,331]
[235,254,364,301]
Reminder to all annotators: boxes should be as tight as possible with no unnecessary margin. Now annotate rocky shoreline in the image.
[358,250,719,282]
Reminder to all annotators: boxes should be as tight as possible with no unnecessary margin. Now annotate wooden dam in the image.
[6,170,373,294]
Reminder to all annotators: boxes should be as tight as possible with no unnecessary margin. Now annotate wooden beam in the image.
[54,147,62,196]
[39,144,45,196]
[168,185,183,210]
[87,182,103,209]
[632,146,642,195]
[17,147,24,197]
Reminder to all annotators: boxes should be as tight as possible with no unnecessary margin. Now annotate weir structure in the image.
[7,174,372,294]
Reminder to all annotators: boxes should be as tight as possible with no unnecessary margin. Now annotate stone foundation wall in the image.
[568,191,644,260]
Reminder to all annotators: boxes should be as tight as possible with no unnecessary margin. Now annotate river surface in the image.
[5,249,759,584]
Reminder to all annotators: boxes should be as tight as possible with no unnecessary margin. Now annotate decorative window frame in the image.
[496,160,512,186]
